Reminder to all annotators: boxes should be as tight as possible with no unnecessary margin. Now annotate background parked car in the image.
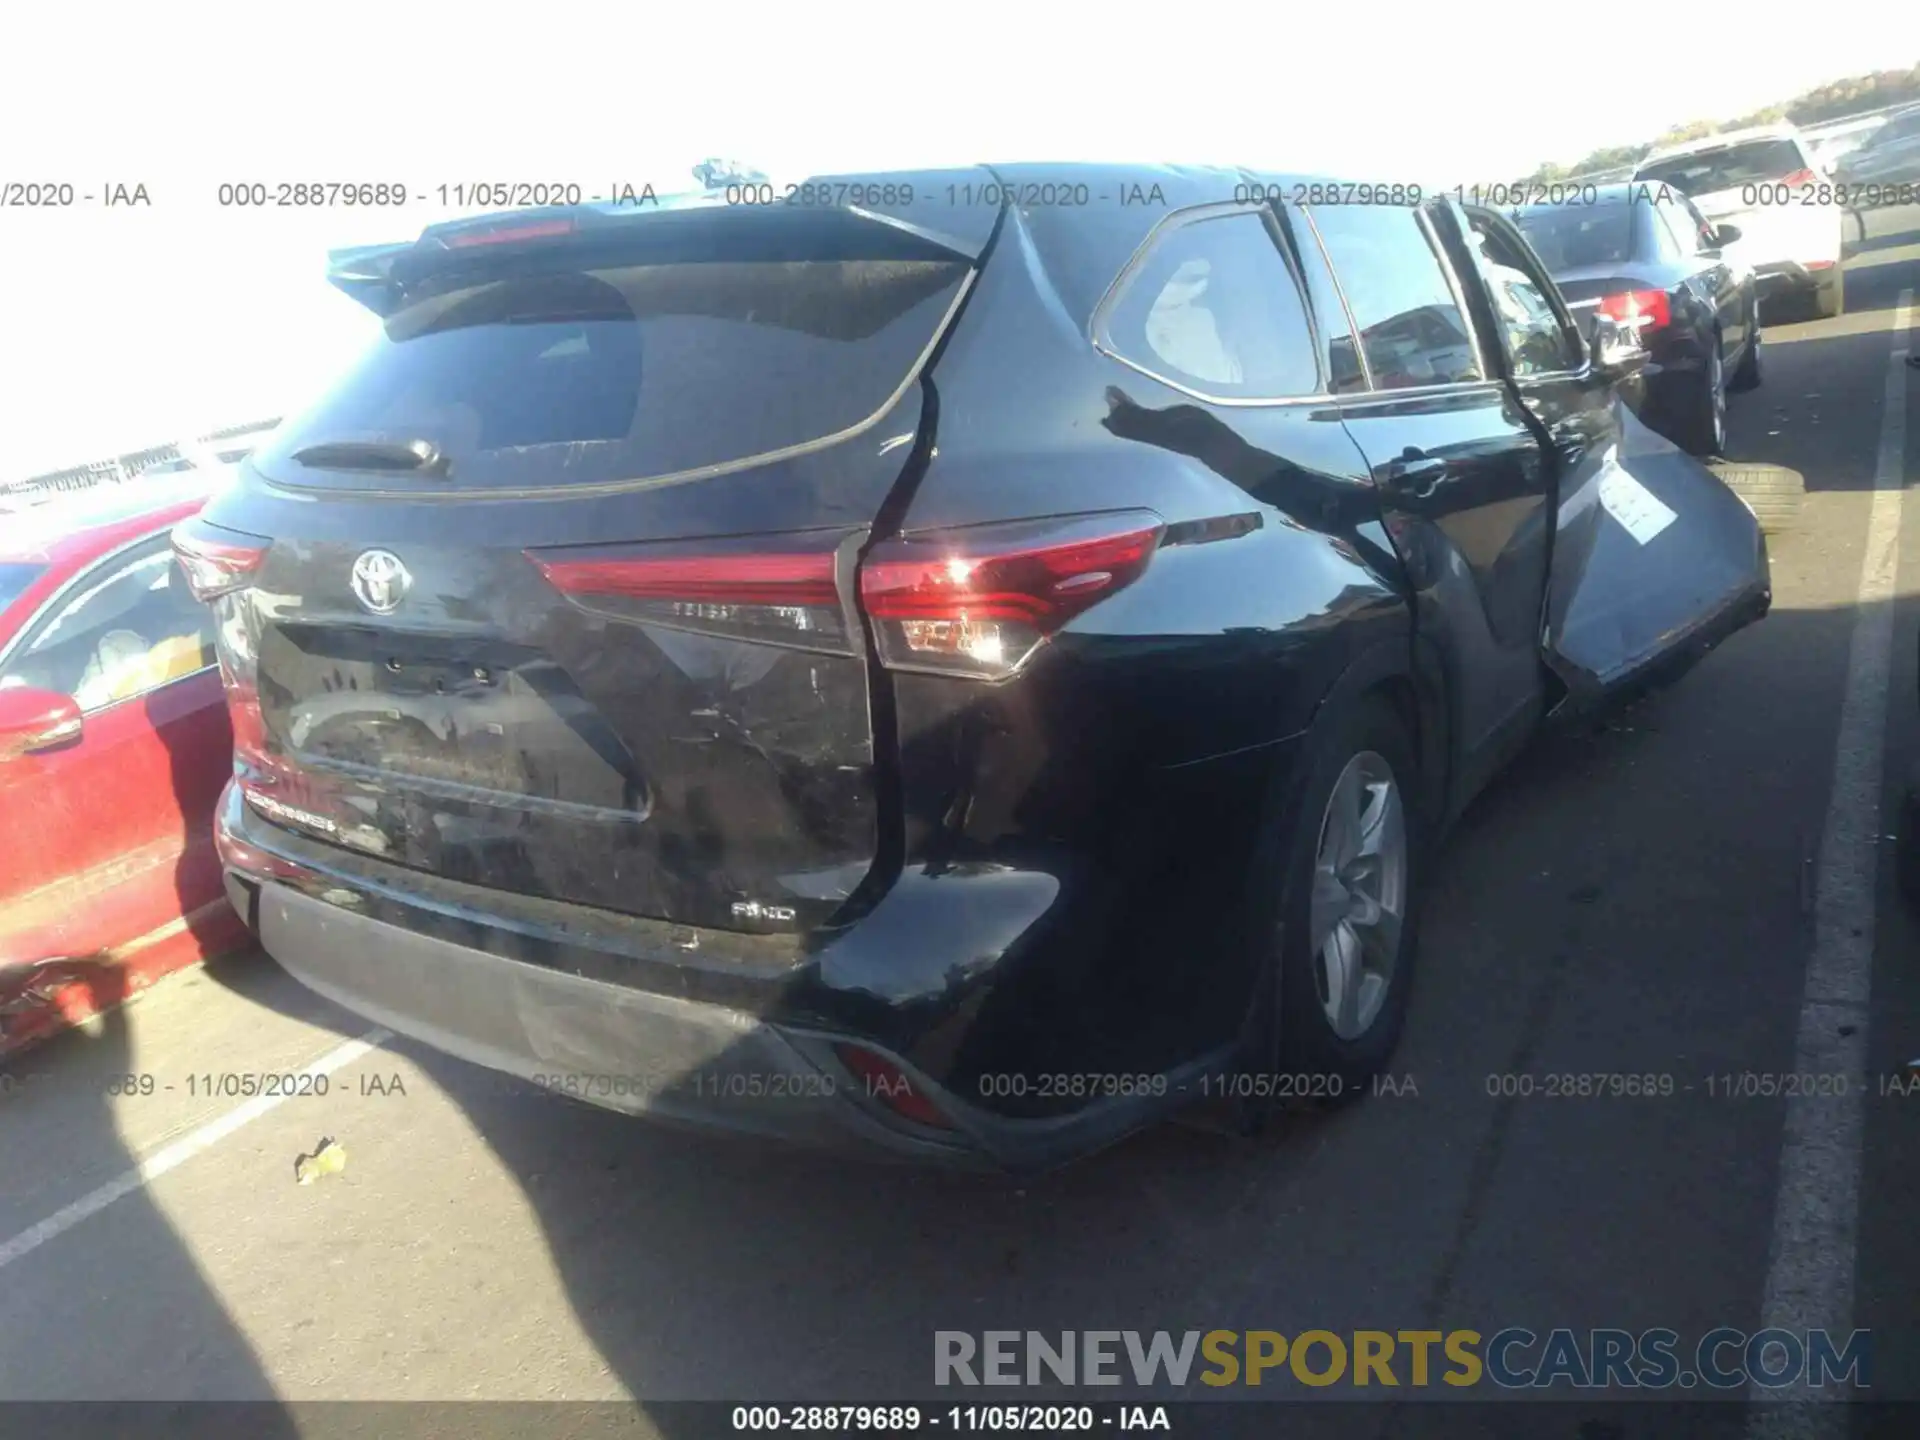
[182,171,1770,1170]
[0,471,246,1058]
[1511,183,1760,456]
[1632,123,1845,319]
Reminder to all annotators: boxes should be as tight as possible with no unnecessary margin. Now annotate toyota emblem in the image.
[350,550,411,614]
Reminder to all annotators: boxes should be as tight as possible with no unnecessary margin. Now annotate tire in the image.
[1706,460,1805,535]
[1671,342,1727,457]
[1261,694,1424,1101]
[1814,271,1844,319]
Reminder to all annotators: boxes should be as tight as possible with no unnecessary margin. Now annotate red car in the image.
[0,473,247,1057]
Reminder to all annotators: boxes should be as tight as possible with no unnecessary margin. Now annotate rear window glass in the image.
[256,257,970,492]
[1635,140,1806,194]
[1511,202,1637,270]
[1097,211,1321,398]
[0,562,45,613]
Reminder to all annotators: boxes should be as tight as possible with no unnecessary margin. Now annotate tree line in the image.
[1524,62,1920,182]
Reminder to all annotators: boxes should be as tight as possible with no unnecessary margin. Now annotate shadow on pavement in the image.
[0,985,299,1425]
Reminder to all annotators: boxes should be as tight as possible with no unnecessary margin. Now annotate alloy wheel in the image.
[1307,751,1408,1040]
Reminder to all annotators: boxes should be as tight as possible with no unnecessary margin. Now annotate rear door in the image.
[1299,199,1554,805]
[194,199,989,938]
[1451,205,1770,708]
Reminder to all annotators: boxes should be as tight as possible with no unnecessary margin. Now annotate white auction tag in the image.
[1597,467,1678,545]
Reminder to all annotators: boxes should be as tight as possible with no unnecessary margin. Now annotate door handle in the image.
[1382,452,1449,497]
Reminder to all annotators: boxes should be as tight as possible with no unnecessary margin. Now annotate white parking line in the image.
[1748,287,1912,1433]
[0,1027,390,1274]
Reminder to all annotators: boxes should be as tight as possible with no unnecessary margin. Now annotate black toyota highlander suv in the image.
[176,166,1770,1170]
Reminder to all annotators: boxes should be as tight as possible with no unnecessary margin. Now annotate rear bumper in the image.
[214,781,1211,1171]
[239,874,989,1164]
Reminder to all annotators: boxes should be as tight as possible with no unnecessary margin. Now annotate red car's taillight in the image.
[527,536,851,652]
[1595,288,1673,331]
[170,521,268,601]
[859,511,1164,680]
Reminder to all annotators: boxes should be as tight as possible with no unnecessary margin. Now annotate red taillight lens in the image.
[171,520,268,601]
[1780,168,1817,188]
[1595,288,1672,331]
[834,1044,953,1130]
[443,218,577,249]
[527,536,850,652]
[859,511,1164,679]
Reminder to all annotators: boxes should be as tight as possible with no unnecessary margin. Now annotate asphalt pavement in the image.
[3,207,1920,1439]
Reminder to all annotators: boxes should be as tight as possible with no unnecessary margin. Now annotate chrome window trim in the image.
[1324,378,1513,411]
[0,527,219,709]
[1088,201,1334,408]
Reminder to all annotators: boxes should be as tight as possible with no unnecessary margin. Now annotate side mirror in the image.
[1587,313,1650,383]
[1711,222,1742,248]
[0,687,83,761]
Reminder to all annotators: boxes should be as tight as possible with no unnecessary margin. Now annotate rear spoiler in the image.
[326,172,1003,318]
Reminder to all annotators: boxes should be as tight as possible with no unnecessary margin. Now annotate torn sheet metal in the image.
[1543,402,1770,711]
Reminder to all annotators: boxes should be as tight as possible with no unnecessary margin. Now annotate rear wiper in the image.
[290,439,450,476]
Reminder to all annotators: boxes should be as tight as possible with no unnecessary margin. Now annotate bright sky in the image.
[2,1,1914,479]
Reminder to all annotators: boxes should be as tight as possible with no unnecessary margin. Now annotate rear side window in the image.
[1647,201,1691,261]
[1282,206,1367,394]
[1,543,214,711]
[1511,202,1638,270]
[1097,211,1321,399]
[1305,206,1483,391]
[256,257,970,493]
[1635,139,1808,193]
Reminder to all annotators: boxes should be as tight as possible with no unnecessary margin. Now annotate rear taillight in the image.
[1595,288,1672,332]
[527,535,851,652]
[1780,167,1817,188]
[171,520,268,601]
[859,511,1163,680]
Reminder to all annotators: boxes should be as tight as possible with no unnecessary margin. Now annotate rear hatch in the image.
[193,195,991,937]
